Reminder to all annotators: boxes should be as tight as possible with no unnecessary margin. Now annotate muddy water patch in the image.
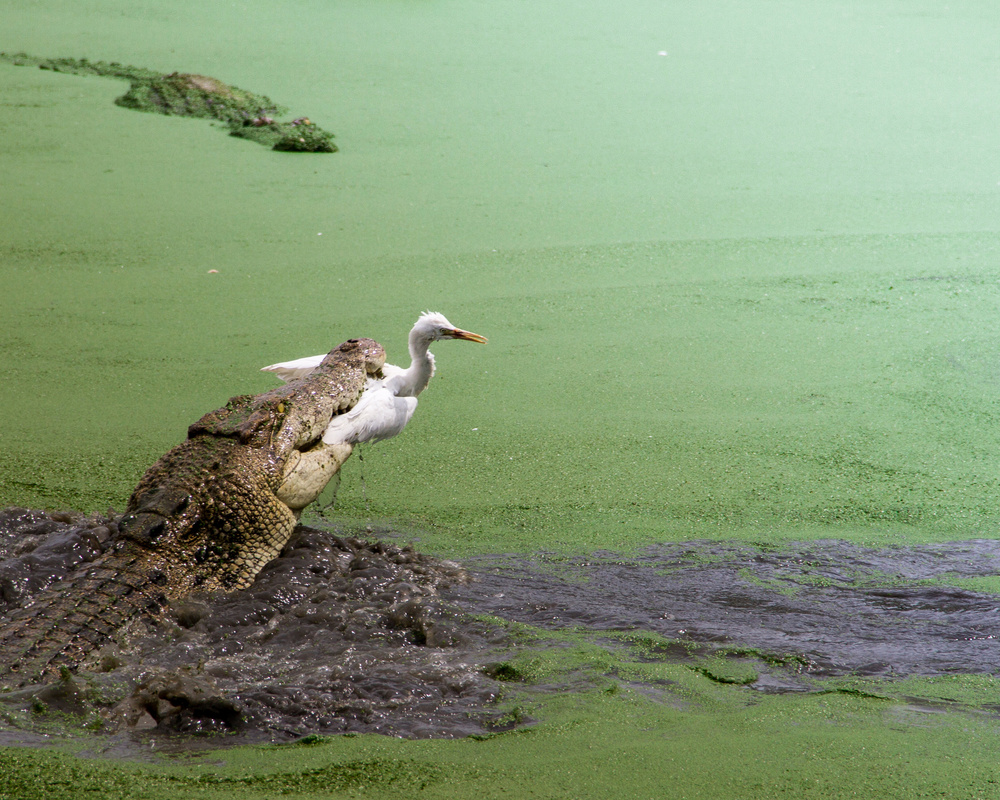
[454,540,1000,681]
[0,509,516,750]
[1,508,1000,753]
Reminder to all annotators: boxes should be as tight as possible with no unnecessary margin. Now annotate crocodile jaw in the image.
[276,442,354,511]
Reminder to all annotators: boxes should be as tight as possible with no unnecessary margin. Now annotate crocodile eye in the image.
[177,519,204,544]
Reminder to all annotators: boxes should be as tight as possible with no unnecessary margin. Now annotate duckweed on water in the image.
[0,53,336,152]
[4,0,1000,795]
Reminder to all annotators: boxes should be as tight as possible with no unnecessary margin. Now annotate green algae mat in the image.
[5,691,1000,800]
[3,0,1000,796]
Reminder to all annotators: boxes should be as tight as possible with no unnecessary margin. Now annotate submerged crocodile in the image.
[0,337,385,687]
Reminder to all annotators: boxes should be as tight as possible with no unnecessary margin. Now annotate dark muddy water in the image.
[457,541,1000,681]
[0,508,511,749]
[0,507,998,752]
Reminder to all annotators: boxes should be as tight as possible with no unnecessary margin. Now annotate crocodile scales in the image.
[0,337,385,687]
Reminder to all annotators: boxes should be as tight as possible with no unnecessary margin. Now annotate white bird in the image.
[261,312,487,445]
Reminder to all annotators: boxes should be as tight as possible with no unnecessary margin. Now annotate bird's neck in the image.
[396,332,436,397]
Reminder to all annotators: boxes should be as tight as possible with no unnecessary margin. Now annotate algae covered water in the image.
[2,0,1000,796]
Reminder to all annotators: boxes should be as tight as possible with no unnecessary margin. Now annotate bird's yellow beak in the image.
[447,328,488,344]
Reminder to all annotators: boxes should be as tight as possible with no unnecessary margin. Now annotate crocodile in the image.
[0,337,385,687]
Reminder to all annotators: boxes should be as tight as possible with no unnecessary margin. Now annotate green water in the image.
[3,0,1000,796]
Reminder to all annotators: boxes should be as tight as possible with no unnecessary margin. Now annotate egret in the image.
[261,312,487,445]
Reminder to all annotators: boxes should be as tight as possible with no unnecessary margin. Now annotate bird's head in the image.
[414,311,488,344]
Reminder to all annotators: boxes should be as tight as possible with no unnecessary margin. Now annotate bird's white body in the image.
[261,312,486,446]
[319,376,419,445]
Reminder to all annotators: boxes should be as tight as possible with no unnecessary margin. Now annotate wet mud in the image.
[0,508,998,752]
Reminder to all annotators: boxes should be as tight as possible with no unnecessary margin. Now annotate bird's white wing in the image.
[321,381,419,445]
[262,357,405,385]
[260,354,325,383]
[380,361,407,381]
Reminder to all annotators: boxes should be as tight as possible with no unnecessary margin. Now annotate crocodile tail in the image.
[0,550,166,687]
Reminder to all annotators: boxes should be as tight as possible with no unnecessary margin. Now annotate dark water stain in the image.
[454,540,1000,680]
[0,508,999,754]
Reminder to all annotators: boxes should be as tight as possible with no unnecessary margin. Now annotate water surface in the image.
[2,0,1000,796]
